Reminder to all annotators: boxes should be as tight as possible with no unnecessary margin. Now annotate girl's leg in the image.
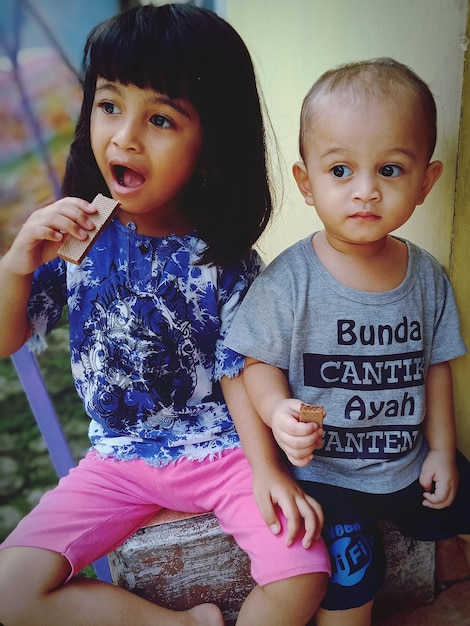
[315,601,374,626]
[0,453,226,626]
[189,450,330,625]
[0,546,224,626]
[237,572,328,626]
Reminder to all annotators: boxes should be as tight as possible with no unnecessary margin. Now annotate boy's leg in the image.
[392,450,470,567]
[298,480,385,626]
[315,601,374,626]
[457,533,470,565]
[453,452,470,567]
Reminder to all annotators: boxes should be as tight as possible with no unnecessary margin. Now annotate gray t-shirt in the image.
[227,235,466,493]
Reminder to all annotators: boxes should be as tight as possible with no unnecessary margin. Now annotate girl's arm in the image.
[420,361,459,509]
[243,357,323,466]
[220,373,323,549]
[0,198,96,357]
[0,254,35,356]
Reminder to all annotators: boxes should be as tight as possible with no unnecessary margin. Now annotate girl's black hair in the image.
[63,3,273,266]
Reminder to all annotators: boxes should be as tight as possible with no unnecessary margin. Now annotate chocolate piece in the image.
[299,403,324,425]
[58,194,119,264]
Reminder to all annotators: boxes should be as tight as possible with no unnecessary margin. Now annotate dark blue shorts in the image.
[299,450,470,610]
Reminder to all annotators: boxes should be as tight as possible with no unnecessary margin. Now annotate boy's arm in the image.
[220,373,323,548]
[243,357,323,466]
[420,361,459,508]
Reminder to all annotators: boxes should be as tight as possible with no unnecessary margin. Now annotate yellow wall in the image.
[450,7,470,456]
[226,0,470,455]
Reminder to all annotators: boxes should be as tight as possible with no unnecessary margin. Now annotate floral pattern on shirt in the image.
[27,218,262,466]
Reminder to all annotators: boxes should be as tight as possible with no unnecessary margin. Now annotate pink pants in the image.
[1,447,330,585]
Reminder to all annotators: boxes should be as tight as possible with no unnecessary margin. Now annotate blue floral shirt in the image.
[27,218,262,466]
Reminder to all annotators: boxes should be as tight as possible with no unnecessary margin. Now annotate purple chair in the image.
[11,344,112,582]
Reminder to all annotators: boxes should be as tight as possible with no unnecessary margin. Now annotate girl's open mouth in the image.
[113,164,145,189]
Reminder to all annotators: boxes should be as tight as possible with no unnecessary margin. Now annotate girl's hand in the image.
[5,197,97,276]
[252,463,324,549]
[270,399,323,466]
[419,449,459,509]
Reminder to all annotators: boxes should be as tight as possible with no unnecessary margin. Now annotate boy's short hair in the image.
[299,57,437,161]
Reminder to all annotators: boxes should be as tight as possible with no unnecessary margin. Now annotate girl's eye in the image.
[150,114,172,129]
[331,164,352,179]
[380,164,403,178]
[100,101,119,115]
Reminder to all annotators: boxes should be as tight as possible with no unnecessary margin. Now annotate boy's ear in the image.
[293,160,314,206]
[417,160,443,205]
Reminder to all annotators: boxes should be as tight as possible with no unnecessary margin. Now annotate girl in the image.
[0,5,329,626]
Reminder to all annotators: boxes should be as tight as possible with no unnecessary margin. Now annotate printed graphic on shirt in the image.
[27,226,262,465]
[304,316,424,461]
[326,522,374,588]
[80,264,202,429]
[69,252,238,459]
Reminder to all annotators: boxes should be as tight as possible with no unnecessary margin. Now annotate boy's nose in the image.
[353,174,382,203]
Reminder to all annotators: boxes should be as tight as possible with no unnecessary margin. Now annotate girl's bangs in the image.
[86,20,194,100]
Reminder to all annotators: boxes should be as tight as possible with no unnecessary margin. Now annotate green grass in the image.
[0,314,89,541]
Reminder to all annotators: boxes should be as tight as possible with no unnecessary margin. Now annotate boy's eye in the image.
[150,114,172,129]
[331,164,352,178]
[380,164,403,178]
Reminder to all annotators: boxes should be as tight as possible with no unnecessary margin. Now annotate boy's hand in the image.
[419,449,459,509]
[5,197,97,276]
[270,399,323,466]
[252,463,324,549]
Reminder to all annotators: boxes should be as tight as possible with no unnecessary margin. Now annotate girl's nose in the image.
[353,173,382,203]
[112,119,142,152]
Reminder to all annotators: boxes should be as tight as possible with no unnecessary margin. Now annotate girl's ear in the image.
[293,160,314,206]
[417,160,443,205]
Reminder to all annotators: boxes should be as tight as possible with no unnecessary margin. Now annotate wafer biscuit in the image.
[57,194,119,264]
[299,403,324,425]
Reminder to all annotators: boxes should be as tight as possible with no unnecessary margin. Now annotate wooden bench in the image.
[108,510,436,625]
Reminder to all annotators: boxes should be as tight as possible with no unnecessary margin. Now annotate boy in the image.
[226,58,470,626]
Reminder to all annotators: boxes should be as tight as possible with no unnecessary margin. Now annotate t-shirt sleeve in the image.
[26,258,67,352]
[428,259,466,364]
[214,249,264,380]
[225,259,294,370]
